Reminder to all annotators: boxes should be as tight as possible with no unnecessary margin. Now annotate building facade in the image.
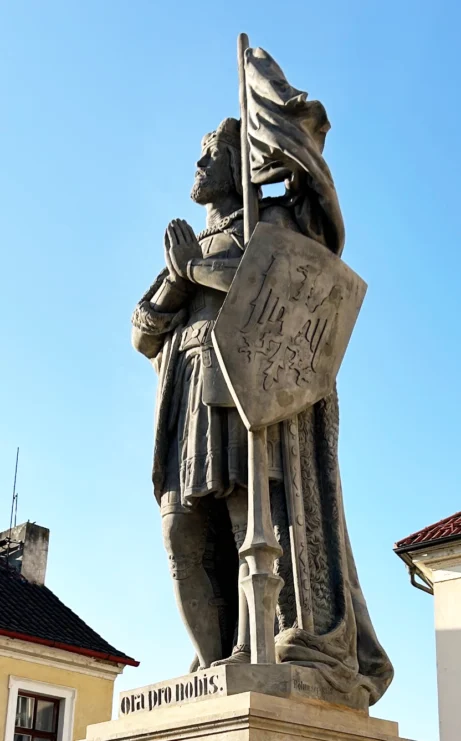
[395,511,461,741]
[0,523,138,741]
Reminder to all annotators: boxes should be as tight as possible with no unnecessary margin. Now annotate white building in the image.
[395,511,461,741]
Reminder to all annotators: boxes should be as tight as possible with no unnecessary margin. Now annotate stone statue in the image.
[132,39,393,708]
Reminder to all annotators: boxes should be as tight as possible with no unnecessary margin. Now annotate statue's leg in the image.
[161,496,222,669]
[212,487,250,665]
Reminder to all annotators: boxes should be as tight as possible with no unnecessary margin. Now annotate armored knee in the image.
[231,524,246,551]
[162,511,205,580]
[226,489,248,552]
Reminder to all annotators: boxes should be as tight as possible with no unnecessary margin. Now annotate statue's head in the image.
[191,118,242,205]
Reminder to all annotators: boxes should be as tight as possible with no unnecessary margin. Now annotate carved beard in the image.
[190,174,234,205]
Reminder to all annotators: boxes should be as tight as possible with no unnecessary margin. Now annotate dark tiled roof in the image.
[395,511,461,550]
[0,562,138,666]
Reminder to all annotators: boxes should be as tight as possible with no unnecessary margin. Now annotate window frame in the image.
[5,677,76,741]
[14,690,61,741]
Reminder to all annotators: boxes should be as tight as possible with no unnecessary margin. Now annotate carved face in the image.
[190,141,234,205]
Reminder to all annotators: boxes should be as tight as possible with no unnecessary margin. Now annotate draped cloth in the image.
[246,47,345,256]
[273,393,393,704]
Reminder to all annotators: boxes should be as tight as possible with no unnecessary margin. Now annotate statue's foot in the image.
[211,645,251,666]
[190,656,212,672]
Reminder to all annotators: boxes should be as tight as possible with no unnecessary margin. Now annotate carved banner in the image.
[212,222,367,430]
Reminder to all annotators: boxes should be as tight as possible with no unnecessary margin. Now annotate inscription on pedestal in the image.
[119,670,226,716]
[118,665,370,717]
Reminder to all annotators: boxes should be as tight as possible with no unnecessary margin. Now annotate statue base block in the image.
[86,687,414,741]
[117,664,372,715]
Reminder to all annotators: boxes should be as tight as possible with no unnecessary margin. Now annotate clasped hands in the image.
[164,219,201,286]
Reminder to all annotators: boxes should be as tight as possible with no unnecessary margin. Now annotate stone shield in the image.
[212,222,367,430]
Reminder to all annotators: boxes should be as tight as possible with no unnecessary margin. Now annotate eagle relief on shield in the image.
[212,222,366,430]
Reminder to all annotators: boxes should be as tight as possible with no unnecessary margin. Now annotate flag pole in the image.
[237,32,283,665]
[237,33,259,242]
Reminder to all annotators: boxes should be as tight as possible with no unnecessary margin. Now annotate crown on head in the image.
[201,117,241,151]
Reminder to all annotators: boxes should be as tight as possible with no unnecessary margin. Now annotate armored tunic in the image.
[162,228,283,510]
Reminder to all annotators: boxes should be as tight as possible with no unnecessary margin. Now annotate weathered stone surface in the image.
[0,522,49,585]
[131,40,393,702]
[213,222,367,430]
[87,691,411,741]
[118,664,370,717]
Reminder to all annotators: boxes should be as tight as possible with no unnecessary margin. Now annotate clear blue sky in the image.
[1,2,459,739]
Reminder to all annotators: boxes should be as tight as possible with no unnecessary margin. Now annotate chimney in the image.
[0,522,49,585]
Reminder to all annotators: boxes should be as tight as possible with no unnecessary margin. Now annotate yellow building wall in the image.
[0,654,115,741]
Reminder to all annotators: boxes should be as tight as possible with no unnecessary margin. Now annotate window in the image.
[5,678,76,741]
[14,692,60,741]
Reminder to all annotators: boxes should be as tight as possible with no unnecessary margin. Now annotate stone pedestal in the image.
[117,665,371,716]
[85,673,414,741]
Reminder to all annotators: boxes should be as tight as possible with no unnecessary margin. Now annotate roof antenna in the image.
[6,447,19,566]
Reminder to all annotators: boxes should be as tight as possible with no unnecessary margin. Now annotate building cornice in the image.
[394,532,461,555]
[0,627,138,667]
[395,537,461,590]
[0,634,125,681]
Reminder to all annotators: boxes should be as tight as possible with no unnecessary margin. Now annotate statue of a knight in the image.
[132,47,393,706]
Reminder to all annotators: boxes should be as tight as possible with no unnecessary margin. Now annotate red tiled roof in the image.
[0,561,139,666]
[395,511,461,550]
